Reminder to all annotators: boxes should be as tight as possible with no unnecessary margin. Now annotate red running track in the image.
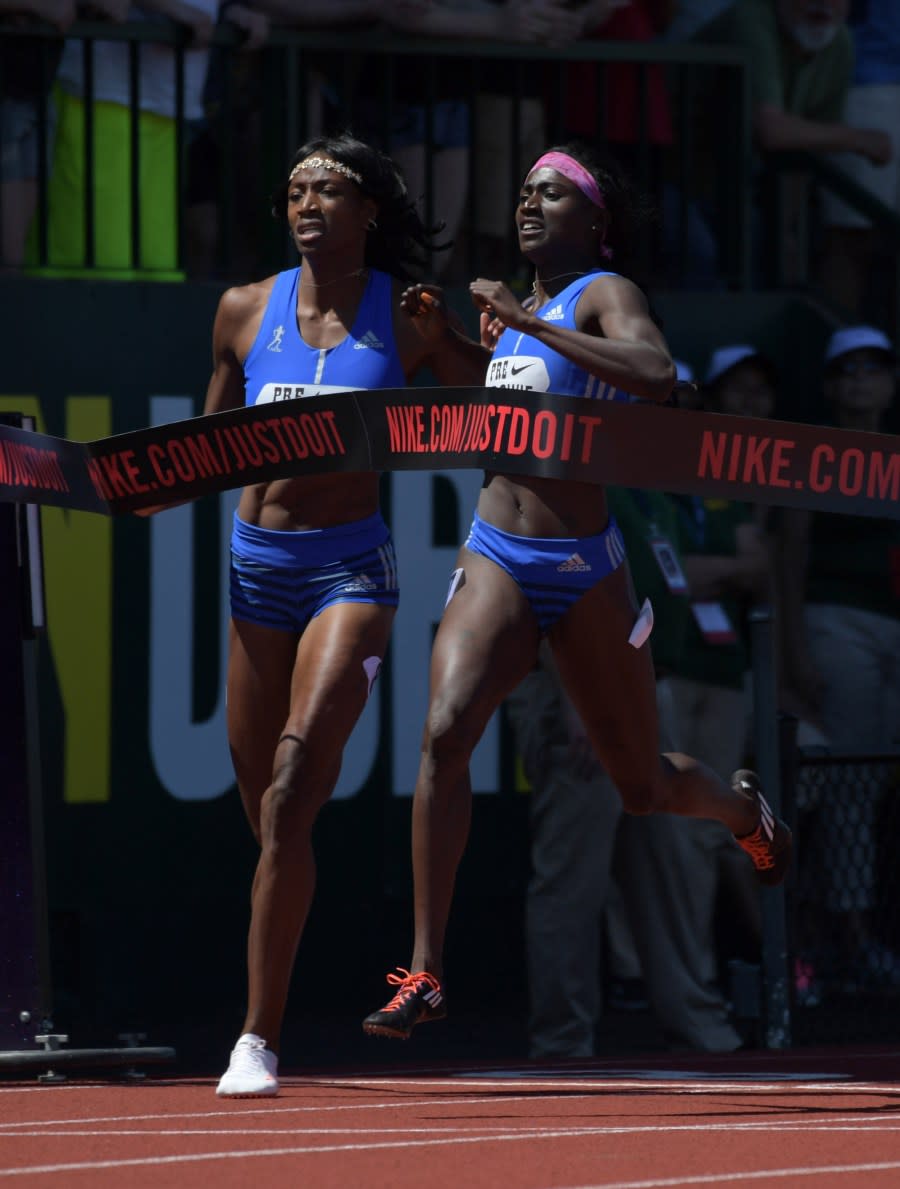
[2,1046,900,1188]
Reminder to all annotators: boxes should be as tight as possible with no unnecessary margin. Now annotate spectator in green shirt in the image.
[695,0,890,163]
[692,0,891,286]
[669,344,778,966]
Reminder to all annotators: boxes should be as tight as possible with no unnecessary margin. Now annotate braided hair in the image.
[271,132,444,283]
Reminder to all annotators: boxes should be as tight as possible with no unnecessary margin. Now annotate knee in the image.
[617,774,666,817]
[263,735,335,834]
[422,699,480,772]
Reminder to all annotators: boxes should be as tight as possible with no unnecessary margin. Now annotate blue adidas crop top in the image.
[242,267,406,405]
[485,271,633,401]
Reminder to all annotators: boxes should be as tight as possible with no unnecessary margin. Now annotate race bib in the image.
[690,601,738,644]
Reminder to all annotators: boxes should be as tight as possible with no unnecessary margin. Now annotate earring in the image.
[367,218,378,231]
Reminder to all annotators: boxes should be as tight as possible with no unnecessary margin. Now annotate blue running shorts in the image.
[230,512,399,632]
[462,511,626,632]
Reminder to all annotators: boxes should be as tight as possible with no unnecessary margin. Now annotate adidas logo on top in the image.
[542,304,565,322]
[557,553,591,573]
[354,330,385,350]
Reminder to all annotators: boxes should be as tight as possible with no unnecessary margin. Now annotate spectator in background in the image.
[561,0,672,164]
[470,0,586,279]
[557,1,683,285]
[507,484,743,1059]
[183,0,268,280]
[360,0,471,281]
[354,1,586,282]
[777,324,900,991]
[663,0,735,41]
[315,2,585,282]
[557,0,730,288]
[694,0,887,164]
[671,345,776,767]
[0,0,74,271]
[820,2,900,325]
[673,356,703,409]
[692,0,892,284]
[669,344,779,955]
[212,1,383,280]
[30,0,215,278]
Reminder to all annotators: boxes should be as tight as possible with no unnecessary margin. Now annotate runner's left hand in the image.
[470,278,530,332]
[401,284,450,341]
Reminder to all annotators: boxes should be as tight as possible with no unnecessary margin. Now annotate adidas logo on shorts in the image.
[557,553,591,573]
[354,330,385,350]
[344,573,378,592]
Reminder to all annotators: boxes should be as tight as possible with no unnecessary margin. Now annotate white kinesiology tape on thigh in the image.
[627,598,654,649]
[363,655,382,697]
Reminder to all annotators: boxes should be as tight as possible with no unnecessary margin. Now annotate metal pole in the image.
[749,604,792,1048]
[0,415,51,1049]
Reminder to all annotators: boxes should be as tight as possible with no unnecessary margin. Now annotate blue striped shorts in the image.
[462,511,626,632]
[230,512,399,632]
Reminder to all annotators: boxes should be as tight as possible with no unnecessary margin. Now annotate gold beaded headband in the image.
[289,156,363,185]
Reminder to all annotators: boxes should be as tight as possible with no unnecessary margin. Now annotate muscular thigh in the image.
[227,618,300,816]
[428,548,541,737]
[285,601,396,750]
[548,564,663,795]
[227,603,395,825]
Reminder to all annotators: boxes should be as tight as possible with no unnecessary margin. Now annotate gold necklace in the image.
[300,266,368,289]
[531,269,589,295]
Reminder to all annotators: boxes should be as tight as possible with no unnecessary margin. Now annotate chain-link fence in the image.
[789,751,900,1044]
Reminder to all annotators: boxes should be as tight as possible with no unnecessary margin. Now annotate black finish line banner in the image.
[2,389,900,519]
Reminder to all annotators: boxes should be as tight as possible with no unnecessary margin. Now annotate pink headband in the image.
[527,152,612,258]
[529,152,605,209]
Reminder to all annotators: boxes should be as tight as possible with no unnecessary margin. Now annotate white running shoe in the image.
[216,1033,279,1097]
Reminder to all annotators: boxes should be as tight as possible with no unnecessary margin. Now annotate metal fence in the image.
[786,749,900,1045]
[2,21,754,287]
[762,151,900,347]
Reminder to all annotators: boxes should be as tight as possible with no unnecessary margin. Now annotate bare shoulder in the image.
[583,271,649,312]
[216,275,277,328]
[214,274,278,358]
[579,272,665,344]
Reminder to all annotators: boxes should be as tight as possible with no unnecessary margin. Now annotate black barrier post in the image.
[749,605,792,1048]
[0,415,52,1049]
[0,414,177,1080]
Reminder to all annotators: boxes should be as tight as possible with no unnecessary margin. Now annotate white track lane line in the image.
[0,1093,570,1129]
[554,1165,900,1189]
[4,1120,900,1139]
[1,1081,898,1132]
[3,1133,900,1180]
[299,1076,898,1092]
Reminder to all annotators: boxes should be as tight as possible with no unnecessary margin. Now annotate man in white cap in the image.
[703,344,779,419]
[777,323,900,994]
[823,323,896,382]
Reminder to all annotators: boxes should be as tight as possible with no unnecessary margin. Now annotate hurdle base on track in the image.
[0,1043,176,1082]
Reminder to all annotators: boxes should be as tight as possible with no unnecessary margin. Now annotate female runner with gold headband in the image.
[363,142,792,1041]
[202,133,488,1096]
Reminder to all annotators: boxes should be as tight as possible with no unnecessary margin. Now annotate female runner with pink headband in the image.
[364,141,792,1043]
